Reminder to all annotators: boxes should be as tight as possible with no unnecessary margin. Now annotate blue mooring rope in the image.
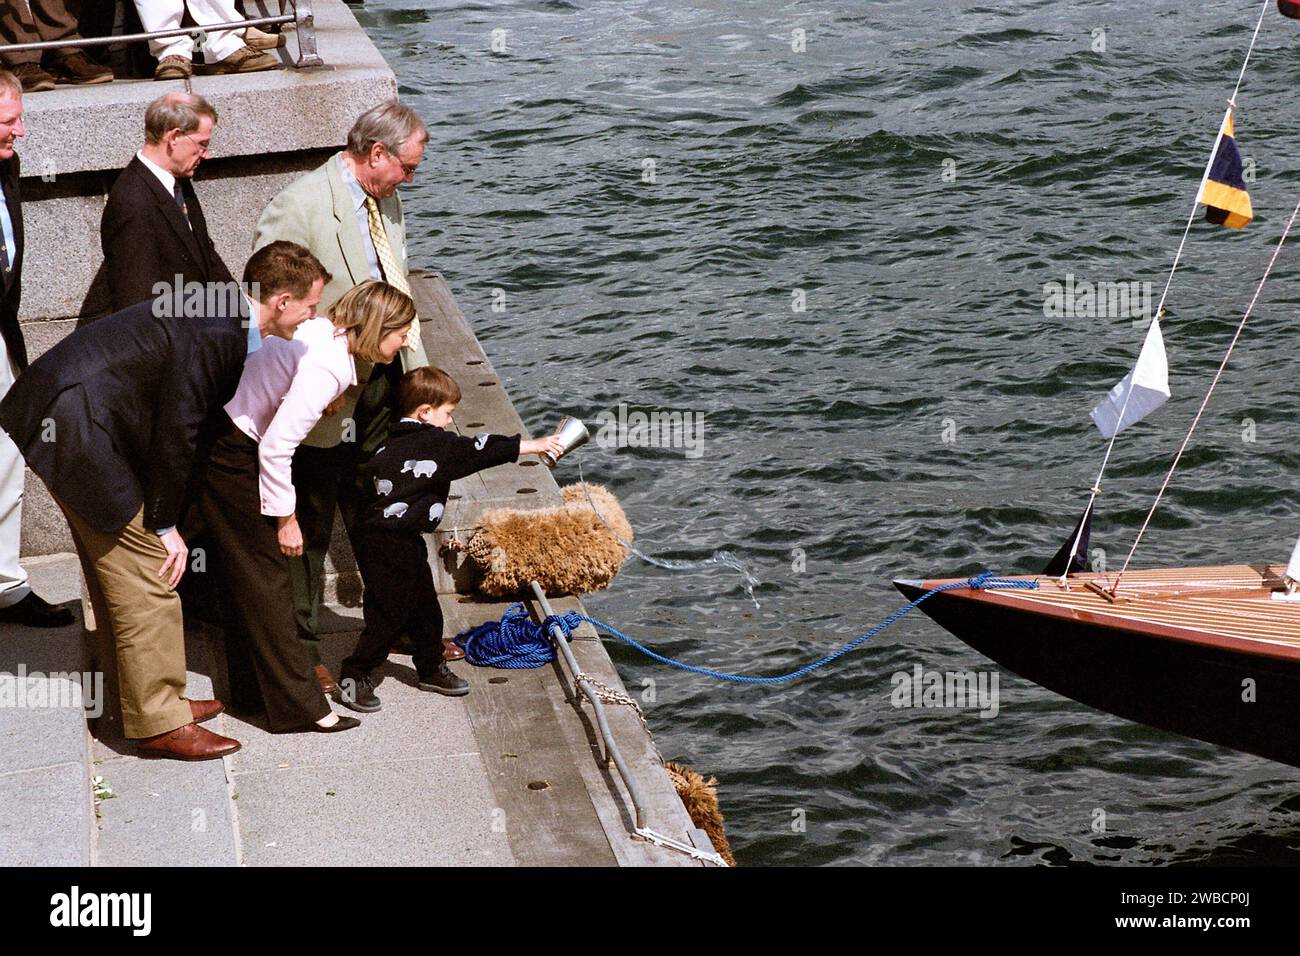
[455,604,577,669]
[454,571,1037,683]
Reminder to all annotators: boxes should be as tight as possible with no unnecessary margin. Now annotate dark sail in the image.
[1042,505,1093,576]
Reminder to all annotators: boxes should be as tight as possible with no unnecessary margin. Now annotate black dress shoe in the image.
[313,715,361,733]
[272,714,360,734]
[0,592,75,628]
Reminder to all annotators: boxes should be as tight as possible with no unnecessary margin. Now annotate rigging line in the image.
[1058,0,1271,585]
[1058,203,1194,587]
[1111,192,1300,596]
[1230,0,1273,106]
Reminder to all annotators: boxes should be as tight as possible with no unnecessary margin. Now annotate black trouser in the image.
[341,526,444,683]
[198,419,332,731]
[288,363,398,663]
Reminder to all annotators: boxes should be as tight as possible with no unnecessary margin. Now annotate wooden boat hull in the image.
[893,565,1300,768]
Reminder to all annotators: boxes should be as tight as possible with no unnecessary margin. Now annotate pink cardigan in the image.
[224,317,357,516]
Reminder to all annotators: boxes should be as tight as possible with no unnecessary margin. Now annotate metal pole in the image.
[0,16,294,53]
[530,580,648,830]
[0,1,322,69]
[290,0,323,69]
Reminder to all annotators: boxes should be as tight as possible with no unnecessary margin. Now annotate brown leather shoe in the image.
[153,55,192,82]
[442,639,465,661]
[197,45,279,75]
[244,26,286,50]
[47,50,113,85]
[137,723,241,761]
[314,664,338,695]
[188,699,225,724]
[10,63,55,93]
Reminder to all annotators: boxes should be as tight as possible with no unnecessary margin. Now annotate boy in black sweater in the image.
[335,367,564,711]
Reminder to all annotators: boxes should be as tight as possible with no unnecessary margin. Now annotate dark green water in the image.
[352,0,1300,865]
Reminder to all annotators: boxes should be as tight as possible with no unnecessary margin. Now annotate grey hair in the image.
[144,92,219,145]
[346,99,428,159]
[0,69,21,99]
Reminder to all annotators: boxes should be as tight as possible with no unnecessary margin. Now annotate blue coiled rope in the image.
[454,571,1037,683]
[455,603,588,669]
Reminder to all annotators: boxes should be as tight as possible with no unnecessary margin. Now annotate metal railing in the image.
[0,1,322,69]
[529,580,650,830]
[529,579,726,864]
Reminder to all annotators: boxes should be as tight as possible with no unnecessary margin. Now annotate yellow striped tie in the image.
[365,196,411,296]
[364,195,419,357]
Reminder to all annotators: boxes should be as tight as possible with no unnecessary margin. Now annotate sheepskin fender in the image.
[665,762,736,866]
[464,483,632,597]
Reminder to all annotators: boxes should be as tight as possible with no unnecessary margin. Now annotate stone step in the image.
[214,604,514,867]
[0,554,240,867]
[0,553,96,866]
[90,627,240,867]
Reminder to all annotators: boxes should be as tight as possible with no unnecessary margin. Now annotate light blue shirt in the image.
[336,153,381,280]
[243,293,262,355]
[0,178,15,274]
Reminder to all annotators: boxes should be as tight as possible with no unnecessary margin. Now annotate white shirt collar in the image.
[136,150,177,197]
[337,153,369,212]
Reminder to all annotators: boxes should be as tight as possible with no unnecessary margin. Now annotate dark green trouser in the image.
[288,364,397,664]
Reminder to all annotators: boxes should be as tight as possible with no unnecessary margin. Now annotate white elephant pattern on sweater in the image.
[402,459,437,478]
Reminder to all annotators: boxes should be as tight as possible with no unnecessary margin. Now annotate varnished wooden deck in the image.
[915,563,1300,660]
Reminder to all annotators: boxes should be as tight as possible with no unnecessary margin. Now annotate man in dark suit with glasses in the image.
[101,91,234,313]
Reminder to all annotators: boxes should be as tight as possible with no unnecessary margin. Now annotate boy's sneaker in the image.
[418,662,469,697]
[333,674,382,712]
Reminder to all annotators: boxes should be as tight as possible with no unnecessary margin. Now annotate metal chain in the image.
[571,669,664,764]
[574,670,647,726]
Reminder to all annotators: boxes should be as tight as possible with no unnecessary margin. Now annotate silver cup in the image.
[540,416,590,467]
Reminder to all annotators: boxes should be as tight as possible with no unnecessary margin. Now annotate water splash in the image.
[575,460,762,609]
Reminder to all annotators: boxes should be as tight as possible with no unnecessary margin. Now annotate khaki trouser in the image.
[58,498,192,739]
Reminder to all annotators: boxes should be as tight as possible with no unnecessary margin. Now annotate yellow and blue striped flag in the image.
[1197,111,1252,229]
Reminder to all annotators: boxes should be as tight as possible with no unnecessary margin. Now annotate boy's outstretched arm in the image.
[434,430,565,482]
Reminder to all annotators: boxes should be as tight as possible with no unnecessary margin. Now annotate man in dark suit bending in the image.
[101,91,234,313]
[0,243,327,760]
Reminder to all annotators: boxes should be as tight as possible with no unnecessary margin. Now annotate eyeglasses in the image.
[383,144,419,177]
[180,131,211,156]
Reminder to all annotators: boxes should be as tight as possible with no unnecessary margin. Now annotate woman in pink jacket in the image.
[198,268,416,734]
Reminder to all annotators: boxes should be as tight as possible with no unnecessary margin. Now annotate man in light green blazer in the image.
[250,99,434,691]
